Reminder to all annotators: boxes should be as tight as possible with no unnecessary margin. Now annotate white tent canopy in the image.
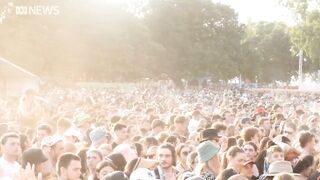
[0,57,40,97]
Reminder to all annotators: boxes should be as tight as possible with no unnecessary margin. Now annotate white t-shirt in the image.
[0,156,20,179]
[188,119,199,134]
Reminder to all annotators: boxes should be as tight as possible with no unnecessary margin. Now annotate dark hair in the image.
[1,132,19,145]
[20,134,29,152]
[37,124,53,135]
[211,114,223,122]
[227,145,243,155]
[227,137,237,151]
[176,143,189,158]
[77,148,89,175]
[57,153,81,175]
[217,168,237,180]
[134,143,143,157]
[241,127,259,142]
[165,135,179,146]
[158,143,177,166]
[212,123,227,132]
[259,137,271,151]
[124,158,139,177]
[243,142,258,152]
[131,136,142,142]
[113,123,127,132]
[87,149,103,161]
[107,153,127,171]
[102,171,128,180]
[299,131,315,148]
[143,136,159,148]
[94,160,116,180]
[293,155,314,173]
[174,116,187,124]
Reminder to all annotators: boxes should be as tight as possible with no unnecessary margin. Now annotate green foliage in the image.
[241,22,296,82]
[0,0,303,82]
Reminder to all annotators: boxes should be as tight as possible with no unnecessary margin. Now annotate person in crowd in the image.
[41,135,65,169]
[225,146,246,174]
[0,132,21,179]
[243,142,258,161]
[154,143,179,180]
[241,127,260,147]
[195,141,221,179]
[198,128,221,146]
[151,119,166,136]
[263,145,285,173]
[258,117,271,137]
[22,148,53,178]
[176,143,192,172]
[173,116,189,140]
[86,149,103,180]
[4,82,320,180]
[293,155,314,179]
[57,118,72,136]
[89,127,110,149]
[298,131,316,156]
[107,153,127,171]
[281,122,296,142]
[57,153,82,180]
[112,123,128,149]
[33,124,53,148]
[94,159,116,180]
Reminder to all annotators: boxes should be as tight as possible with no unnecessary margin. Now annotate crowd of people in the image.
[1,83,320,180]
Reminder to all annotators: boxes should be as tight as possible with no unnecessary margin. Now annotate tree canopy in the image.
[0,0,317,82]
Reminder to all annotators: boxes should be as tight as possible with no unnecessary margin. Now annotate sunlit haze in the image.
[214,0,296,25]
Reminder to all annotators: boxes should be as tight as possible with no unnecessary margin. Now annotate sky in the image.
[213,0,296,25]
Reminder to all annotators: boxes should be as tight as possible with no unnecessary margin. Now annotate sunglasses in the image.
[182,151,191,156]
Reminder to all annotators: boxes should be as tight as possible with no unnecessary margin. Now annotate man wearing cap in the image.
[89,127,110,148]
[42,135,65,169]
[196,141,220,179]
[72,111,92,142]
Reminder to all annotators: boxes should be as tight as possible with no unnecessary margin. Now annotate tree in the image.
[143,0,243,80]
[279,0,320,70]
[240,22,297,82]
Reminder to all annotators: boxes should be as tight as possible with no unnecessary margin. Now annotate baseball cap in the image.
[41,135,63,147]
